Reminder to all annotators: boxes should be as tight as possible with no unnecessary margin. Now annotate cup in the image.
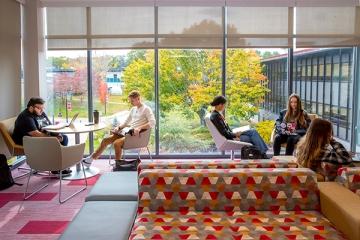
[93,110,99,124]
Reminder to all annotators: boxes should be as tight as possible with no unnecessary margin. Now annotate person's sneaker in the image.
[51,169,72,176]
[112,160,137,171]
[82,156,93,168]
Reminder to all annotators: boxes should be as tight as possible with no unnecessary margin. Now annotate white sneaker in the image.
[82,156,93,168]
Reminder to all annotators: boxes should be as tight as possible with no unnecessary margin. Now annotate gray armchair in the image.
[23,136,87,203]
[109,128,152,164]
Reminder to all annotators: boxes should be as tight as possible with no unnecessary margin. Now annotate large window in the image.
[159,49,221,154]
[91,50,155,155]
[293,48,353,141]
[44,5,360,156]
[46,51,89,151]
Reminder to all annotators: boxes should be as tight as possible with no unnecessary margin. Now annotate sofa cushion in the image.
[138,159,298,173]
[319,182,360,240]
[338,167,360,196]
[85,172,138,201]
[60,201,137,240]
[138,168,319,211]
[129,210,345,240]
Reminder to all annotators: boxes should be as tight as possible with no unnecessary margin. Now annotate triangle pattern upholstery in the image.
[130,168,345,239]
[138,159,299,174]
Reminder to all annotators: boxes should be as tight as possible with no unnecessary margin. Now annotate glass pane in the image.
[296,7,357,35]
[46,7,87,36]
[91,49,155,157]
[91,7,154,35]
[229,48,288,146]
[46,50,89,153]
[158,7,222,35]
[227,7,288,35]
[293,48,353,143]
[159,49,222,154]
[158,7,223,48]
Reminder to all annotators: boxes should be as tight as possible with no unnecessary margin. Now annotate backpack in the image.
[0,154,18,190]
[240,146,263,159]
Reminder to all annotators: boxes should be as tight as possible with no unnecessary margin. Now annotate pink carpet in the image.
[0,160,114,240]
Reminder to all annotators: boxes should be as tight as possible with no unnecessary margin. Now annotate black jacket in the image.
[210,110,236,140]
[275,109,311,136]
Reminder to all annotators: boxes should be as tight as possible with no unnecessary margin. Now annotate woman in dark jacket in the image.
[273,93,311,156]
[210,95,268,158]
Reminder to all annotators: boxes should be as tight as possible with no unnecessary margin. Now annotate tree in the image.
[226,49,268,120]
[97,79,108,104]
[121,48,268,121]
[47,56,71,70]
[108,55,126,72]
[255,50,280,59]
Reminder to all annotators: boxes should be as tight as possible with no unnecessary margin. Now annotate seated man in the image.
[12,97,70,175]
[210,95,269,159]
[83,90,155,171]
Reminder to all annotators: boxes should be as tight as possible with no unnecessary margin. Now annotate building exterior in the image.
[261,48,353,142]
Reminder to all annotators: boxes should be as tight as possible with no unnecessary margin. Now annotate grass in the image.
[50,95,129,118]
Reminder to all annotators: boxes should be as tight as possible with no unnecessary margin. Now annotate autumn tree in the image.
[122,48,268,121]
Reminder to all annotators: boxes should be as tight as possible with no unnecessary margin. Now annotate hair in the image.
[210,95,227,106]
[296,118,333,170]
[284,93,307,128]
[128,90,140,99]
[27,97,45,108]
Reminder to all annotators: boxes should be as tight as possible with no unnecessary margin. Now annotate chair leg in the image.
[14,170,31,180]
[58,163,87,204]
[23,169,49,200]
[147,147,152,161]
[231,150,235,160]
[109,143,115,166]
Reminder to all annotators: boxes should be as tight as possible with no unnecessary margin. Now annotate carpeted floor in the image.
[0,160,116,240]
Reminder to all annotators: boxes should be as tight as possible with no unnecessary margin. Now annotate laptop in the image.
[43,113,79,130]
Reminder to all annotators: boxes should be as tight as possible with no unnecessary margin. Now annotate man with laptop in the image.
[12,97,71,175]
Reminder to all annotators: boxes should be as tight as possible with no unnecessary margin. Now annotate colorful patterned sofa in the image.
[129,168,349,240]
[138,158,298,173]
[337,167,360,196]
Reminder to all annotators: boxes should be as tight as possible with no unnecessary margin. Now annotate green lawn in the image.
[51,95,129,118]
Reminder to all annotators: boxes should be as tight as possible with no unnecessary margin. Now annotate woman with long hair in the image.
[210,95,268,158]
[273,93,311,156]
[297,118,352,180]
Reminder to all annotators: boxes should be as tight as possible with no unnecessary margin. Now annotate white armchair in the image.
[23,136,87,203]
[205,113,252,160]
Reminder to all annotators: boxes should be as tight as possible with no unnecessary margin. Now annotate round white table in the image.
[46,122,107,180]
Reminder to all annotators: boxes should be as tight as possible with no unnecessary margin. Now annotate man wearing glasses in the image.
[12,97,70,175]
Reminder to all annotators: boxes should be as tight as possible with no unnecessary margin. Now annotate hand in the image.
[134,128,141,136]
[235,132,241,138]
[111,126,119,134]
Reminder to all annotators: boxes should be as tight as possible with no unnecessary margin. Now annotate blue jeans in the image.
[60,134,68,146]
[239,129,268,154]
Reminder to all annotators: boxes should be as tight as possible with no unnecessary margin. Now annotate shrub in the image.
[255,120,275,144]
[160,110,215,152]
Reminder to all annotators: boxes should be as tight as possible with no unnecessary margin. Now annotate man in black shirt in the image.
[12,97,70,175]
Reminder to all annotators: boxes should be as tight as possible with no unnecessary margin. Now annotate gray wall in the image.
[0,0,21,120]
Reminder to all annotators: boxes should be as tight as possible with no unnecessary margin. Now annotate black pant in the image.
[60,134,68,146]
[273,134,301,156]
